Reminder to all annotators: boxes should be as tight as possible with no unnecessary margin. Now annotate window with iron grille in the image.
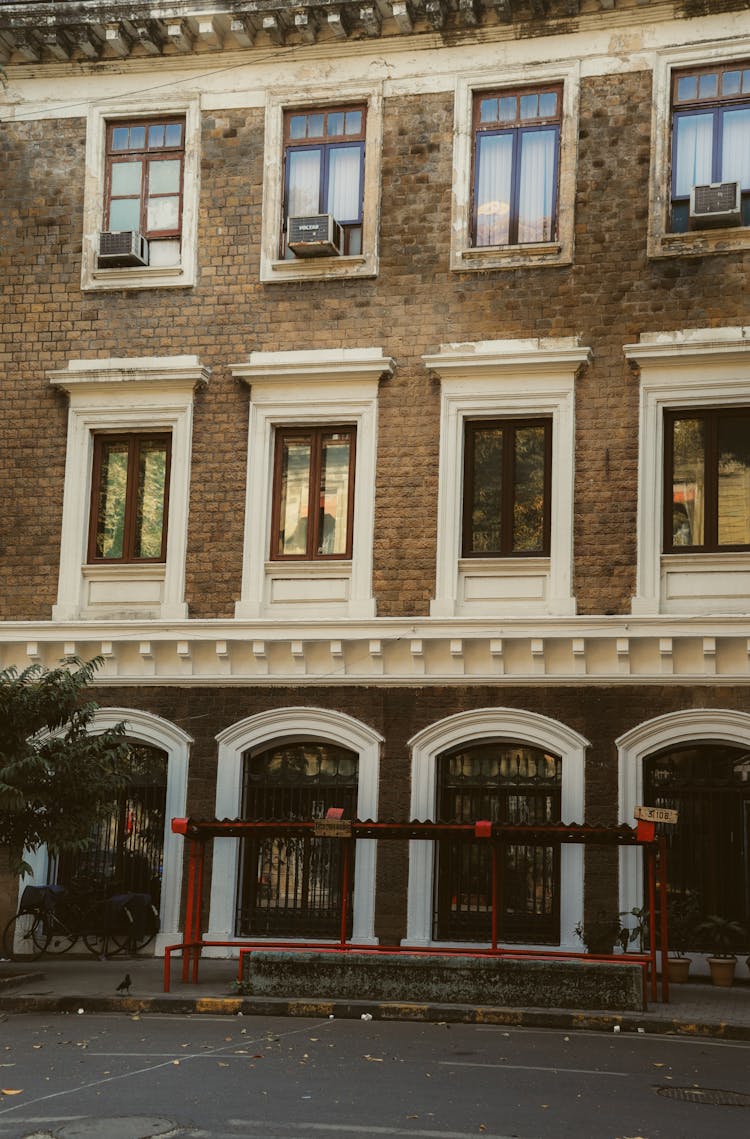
[463,419,552,557]
[435,743,561,943]
[472,86,562,248]
[664,408,750,552]
[236,742,359,938]
[281,105,366,258]
[88,433,171,564]
[670,62,750,232]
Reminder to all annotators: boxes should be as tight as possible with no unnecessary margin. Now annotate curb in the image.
[1,993,749,1041]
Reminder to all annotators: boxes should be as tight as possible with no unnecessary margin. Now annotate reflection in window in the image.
[89,433,170,563]
[666,409,750,551]
[272,426,355,560]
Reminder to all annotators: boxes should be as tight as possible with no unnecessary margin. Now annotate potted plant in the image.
[574,911,626,955]
[665,891,701,983]
[695,914,747,986]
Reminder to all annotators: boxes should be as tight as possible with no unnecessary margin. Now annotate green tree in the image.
[0,658,129,875]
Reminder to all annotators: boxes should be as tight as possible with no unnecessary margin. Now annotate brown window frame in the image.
[462,418,552,558]
[270,425,356,562]
[87,432,172,565]
[103,117,186,240]
[663,407,750,554]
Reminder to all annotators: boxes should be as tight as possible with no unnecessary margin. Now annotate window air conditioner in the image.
[287,214,343,257]
[97,231,150,267]
[688,182,741,229]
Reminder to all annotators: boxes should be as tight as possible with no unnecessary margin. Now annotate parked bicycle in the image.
[2,880,159,961]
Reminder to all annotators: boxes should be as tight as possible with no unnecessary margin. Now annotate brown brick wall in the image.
[2,73,750,621]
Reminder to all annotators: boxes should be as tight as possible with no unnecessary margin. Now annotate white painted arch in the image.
[206,707,383,953]
[618,707,750,918]
[22,708,192,955]
[406,707,588,951]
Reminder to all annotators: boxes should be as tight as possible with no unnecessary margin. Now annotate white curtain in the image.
[287,150,322,216]
[518,129,556,243]
[674,113,713,197]
[476,133,512,246]
[327,145,362,223]
[722,108,750,189]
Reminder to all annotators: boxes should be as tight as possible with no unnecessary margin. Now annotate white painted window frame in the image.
[450,62,580,272]
[206,707,383,953]
[425,338,590,618]
[231,348,393,619]
[405,708,587,951]
[259,83,383,283]
[647,37,750,260]
[18,708,191,956]
[80,95,201,291]
[625,327,750,615]
[48,356,209,621]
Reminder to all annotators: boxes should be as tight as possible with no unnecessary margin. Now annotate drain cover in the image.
[656,1086,750,1107]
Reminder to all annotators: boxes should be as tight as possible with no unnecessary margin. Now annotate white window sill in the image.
[648,225,750,259]
[262,252,376,283]
[452,240,568,271]
[85,263,193,292]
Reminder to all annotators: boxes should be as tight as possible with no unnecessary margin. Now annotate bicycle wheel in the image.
[82,901,130,958]
[129,904,160,953]
[2,911,50,961]
[43,910,77,954]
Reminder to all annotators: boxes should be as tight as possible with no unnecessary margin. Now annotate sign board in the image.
[634,805,678,825]
[314,819,353,839]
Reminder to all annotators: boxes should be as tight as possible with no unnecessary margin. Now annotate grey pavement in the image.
[2,954,750,1040]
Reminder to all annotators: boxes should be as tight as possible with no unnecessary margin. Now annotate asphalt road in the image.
[0,1012,749,1139]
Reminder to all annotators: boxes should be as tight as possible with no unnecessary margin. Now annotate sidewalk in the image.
[2,955,750,1040]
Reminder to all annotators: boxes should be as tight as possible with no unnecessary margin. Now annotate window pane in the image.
[148,158,181,194]
[717,414,750,546]
[328,111,345,136]
[479,97,498,123]
[134,440,167,559]
[327,145,362,222]
[345,110,362,135]
[319,433,352,555]
[517,129,556,243]
[698,72,719,99]
[539,91,558,117]
[287,149,322,216]
[469,427,503,553]
[671,417,705,547]
[513,425,546,552]
[520,94,538,120]
[95,442,129,559]
[674,113,714,196]
[165,122,183,147]
[108,198,141,231]
[111,126,130,151]
[111,161,142,196]
[278,440,311,556]
[722,70,742,96]
[148,124,165,148]
[129,125,146,149]
[289,115,307,140]
[499,96,516,122]
[146,196,179,232]
[722,108,750,189]
[475,133,513,246]
[307,113,325,137]
[676,74,698,102]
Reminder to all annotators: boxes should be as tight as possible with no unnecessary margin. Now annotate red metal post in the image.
[191,839,206,983]
[659,836,669,1004]
[182,837,199,983]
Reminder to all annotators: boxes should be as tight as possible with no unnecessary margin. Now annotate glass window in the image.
[282,106,366,257]
[271,426,355,560]
[670,62,750,232]
[463,419,551,556]
[104,118,185,239]
[472,87,561,247]
[665,408,750,552]
[88,433,171,563]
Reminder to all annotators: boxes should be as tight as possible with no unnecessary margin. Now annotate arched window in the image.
[435,741,562,943]
[236,741,358,938]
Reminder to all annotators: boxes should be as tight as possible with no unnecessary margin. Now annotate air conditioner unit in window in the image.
[287,214,343,257]
[688,182,741,229]
[97,230,149,267]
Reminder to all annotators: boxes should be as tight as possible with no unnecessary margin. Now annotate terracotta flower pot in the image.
[707,957,737,987]
[667,957,691,984]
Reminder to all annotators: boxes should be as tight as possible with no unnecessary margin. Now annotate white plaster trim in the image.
[647,37,750,260]
[48,356,209,622]
[450,62,580,272]
[206,707,383,954]
[426,339,590,618]
[17,708,191,955]
[80,95,201,292]
[617,708,750,922]
[406,708,587,951]
[259,83,383,283]
[625,327,750,615]
[231,348,393,619]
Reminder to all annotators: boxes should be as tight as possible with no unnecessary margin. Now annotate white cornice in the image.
[230,347,395,387]
[424,338,592,380]
[624,327,750,369]
[48,355,211,395]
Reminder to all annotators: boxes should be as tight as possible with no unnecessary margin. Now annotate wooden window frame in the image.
[103,117,186,240]
[270,425,356,562]
[663,407,750,554]
[87,432,172,565]
[669,61,750,233]
[462,418,552,558]
[281,104,367,257]
[471,84,562,248]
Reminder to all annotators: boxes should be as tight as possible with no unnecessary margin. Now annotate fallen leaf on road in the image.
[364,1055,383,1062]
[1,1090,22,1096]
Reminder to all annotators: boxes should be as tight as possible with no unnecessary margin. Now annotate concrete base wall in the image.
[244,952,645,1011]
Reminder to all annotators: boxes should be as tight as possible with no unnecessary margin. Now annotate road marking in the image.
[439,1060,629,1077]
[228,1124,525,1138]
